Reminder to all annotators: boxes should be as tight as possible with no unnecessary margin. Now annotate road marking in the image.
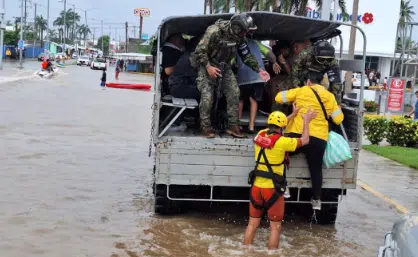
[357,179,409,214]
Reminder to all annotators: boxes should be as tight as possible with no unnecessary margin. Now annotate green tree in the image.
[35,15,48,47]
[4,30,20,45]
[53,9,81,41]
[96,35,110,55]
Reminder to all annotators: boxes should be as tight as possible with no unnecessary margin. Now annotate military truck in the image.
[149,12,367,224]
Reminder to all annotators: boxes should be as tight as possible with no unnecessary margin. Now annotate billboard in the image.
[306,0,400,57]
[134,8,150,17]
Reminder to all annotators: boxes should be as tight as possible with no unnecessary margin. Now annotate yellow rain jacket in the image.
[275,84,344,141]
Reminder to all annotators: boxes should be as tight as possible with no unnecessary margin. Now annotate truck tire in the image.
[315,203,338,225]
[154,184,182,214]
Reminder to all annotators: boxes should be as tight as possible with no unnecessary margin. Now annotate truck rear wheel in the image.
[154,184,182,214]
[315,203,338,225]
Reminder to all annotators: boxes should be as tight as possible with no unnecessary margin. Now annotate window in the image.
[354,55,379,71]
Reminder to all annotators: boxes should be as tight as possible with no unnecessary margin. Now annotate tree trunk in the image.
[209,0,213,14]
[41,30,44,47]
[204,0,207,14]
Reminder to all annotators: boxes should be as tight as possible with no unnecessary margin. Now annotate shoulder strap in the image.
[309,87,329,121]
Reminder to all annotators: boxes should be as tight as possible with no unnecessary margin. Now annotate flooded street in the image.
[0,61,413,257]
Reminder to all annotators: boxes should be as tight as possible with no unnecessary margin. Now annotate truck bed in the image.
[155,134,358,189]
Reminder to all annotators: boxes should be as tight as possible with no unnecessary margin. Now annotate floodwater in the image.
[0,61,412,257]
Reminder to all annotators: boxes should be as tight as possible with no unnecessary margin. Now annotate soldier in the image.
[191,13,270,138]
[291,40,343,104]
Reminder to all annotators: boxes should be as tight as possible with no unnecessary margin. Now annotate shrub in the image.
[364,100,377,112]
[386,118,418,147]
[363,117,387,145]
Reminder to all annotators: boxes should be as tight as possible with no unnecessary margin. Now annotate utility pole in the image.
[19,0,24,69]
[101,20,103,54]
[0,0,5,70]
[125,22,128,53]
[345,0,359,94]
[92,27,95,46]
[23,0,27,40]
[62,0,67,54]
[46,0,49,43]
[139,15,143,41]
[33,2,36,59]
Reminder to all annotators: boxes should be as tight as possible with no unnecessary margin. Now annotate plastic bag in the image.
[323,131,352,168]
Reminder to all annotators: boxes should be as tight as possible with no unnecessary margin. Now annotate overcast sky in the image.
[4,0,418,40]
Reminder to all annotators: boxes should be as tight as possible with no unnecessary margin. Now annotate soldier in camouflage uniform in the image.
[191,13,270,138]
[290,41,343,104]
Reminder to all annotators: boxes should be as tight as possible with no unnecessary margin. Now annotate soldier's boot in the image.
[226,125,245,138]
[202,127,216,138]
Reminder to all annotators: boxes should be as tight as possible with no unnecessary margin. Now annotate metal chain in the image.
[148,101,157,157]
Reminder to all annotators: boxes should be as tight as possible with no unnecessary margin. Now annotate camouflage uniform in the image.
[190,20,260,129]
[291,46,343,104]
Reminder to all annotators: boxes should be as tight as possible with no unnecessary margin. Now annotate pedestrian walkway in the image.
[358,150,418,214]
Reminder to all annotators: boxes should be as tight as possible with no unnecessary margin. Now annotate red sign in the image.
[386,78,406,112]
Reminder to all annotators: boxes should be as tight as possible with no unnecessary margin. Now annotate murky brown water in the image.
[0,63,404,257]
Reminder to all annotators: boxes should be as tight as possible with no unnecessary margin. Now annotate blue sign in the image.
[18,40,24,50]
[141,33,149,40]
[44,41,50,51]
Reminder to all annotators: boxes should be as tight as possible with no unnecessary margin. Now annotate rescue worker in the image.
[275,69,344,210]
[291,40,343,104]
[244,108,316,249]
[191,13,270,138]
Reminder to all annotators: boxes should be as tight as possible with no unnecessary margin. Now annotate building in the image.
[307,0,401,78]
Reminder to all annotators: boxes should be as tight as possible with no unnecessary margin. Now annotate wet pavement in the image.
[0,63,416,256]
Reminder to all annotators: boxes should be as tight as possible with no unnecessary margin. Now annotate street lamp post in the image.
[61,0,67,54]
[0,0,5,70]
[101,20,103,53]
[19,0,24,69]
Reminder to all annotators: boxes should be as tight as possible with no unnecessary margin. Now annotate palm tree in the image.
[48,29,58,39]
[6,20,12,26]
[35,15,48,47]
[65,9,81,41]
[53,16,65,42]
[78,24,91,45]
[393,0,415,75]
[211,0,347,16]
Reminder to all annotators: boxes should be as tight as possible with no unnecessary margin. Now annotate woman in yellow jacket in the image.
[275,69,344,211]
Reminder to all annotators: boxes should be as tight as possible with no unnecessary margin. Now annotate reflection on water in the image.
[0,65,399,257]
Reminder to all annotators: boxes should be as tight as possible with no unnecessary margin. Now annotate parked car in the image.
[90,58,107,70]
[353,74,370,89]
[38,53,46,62]
[77,55,90,66]
[378,215,418,257]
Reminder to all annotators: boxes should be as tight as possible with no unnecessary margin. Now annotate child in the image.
[115,64,120,80]
[101,69,106,87]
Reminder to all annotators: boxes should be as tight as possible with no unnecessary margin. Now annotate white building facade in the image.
[307,0,402,78]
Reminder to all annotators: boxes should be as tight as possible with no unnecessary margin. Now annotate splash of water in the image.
[309,210,318,229]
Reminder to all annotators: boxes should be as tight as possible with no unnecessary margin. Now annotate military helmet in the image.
[230,13,257,38]
[267,111,288,128]
[313,40,335,58]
